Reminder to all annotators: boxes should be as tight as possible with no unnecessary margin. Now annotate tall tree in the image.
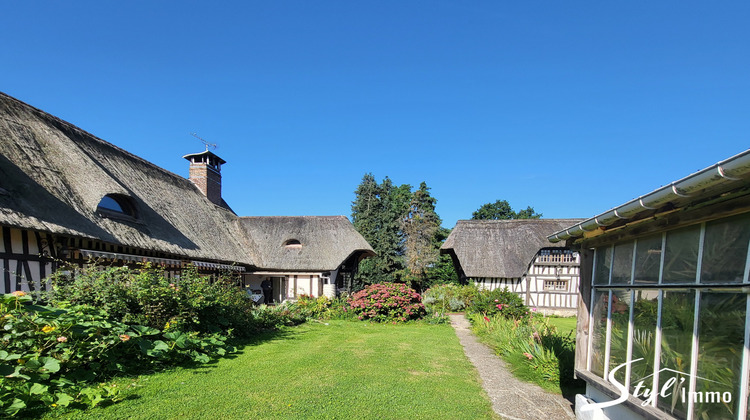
[471,200,542,220]
[401,182,441,291]
[351,174,410,288]
[351,173,379,242]
[352,176,455,291]
[375,177,410,283]
[350,174,381,289]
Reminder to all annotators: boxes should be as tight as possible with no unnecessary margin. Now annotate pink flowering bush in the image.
[349,283,426,322]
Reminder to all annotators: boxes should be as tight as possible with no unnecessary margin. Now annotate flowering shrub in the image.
[467,287,529,320]
[349,283,426,322]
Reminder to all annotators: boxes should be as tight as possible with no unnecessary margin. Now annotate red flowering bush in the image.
[349,283,426,322]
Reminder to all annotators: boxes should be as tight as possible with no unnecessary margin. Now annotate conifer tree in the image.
[351,175,410,288]
[351,173,382,288]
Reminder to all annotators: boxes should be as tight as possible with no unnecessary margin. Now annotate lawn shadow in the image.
[172,325,309,370]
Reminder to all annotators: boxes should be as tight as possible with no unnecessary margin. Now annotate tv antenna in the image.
[190,132,217,151]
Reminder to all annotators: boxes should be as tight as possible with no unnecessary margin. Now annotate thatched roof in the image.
[239,216,375,271]
[0,92,374,271]
[441,219,585,278]
[0,92,249,265]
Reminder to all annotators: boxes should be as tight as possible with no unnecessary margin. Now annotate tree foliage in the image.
[402,182,441,290]
[351,175,457,292]
[351,174,410,287]
[471,200,542,220]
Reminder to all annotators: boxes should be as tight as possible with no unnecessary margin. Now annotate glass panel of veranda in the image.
[590,215,750,420]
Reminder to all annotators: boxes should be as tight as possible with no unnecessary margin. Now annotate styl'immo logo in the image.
[581,358,732,412]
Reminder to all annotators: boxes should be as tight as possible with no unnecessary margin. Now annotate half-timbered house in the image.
[239,216,374,301]
[549,149,750,420]
[441,219,584,315]
[0,92,373,300]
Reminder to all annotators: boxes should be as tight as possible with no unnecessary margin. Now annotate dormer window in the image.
[283,239,302,249]
[97,194,138,220]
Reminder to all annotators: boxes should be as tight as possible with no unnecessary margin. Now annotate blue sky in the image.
[2,1,748,228]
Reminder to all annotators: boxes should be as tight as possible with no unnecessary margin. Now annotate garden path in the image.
[449,314,576,420]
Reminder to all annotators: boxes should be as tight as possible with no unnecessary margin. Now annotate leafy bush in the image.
[349,283,426,322]
[467,287,529,319]
[0,292,235,417]
[248,303,307,329]
[50,265,255,337]
[422,284,479,314]
[423,312,450,324]
[324,297,358,320]
[292,295,359,321]
[294,295,333,319]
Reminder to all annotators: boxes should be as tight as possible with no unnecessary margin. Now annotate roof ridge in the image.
[0,91,195,188]
[455,218,585,223]
[240,215,348,219]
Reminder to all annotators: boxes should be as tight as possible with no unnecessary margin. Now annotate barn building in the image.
[441,219,584,315]
[0,92,373,300]
[549,149,750,420]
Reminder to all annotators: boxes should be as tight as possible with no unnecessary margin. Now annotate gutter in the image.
[548,149,750,243]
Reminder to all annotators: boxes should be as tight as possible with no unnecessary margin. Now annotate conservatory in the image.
[549,149,750,420]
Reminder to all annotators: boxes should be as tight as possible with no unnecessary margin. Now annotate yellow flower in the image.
[11,291,26,297]
[119,334,131,342]
[42,325,56,333]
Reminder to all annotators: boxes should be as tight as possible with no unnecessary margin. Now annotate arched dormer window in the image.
[283,239,302,249]
[97,194,138,220]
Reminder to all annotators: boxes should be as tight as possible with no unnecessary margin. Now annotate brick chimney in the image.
[182,150,226,206]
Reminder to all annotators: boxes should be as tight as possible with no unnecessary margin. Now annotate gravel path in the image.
[449,314,576,420]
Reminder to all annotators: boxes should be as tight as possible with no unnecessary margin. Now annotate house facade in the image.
[441,219,584,316]
[0,92,373,300]
[238,216,373,301]
[549,149,750,420]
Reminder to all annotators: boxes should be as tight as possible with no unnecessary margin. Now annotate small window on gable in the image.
[283,239,302,249]
[97,194,137,220]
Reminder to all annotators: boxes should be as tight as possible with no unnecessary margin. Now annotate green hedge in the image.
[50,265,256,337]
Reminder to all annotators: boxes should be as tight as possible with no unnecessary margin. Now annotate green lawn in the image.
[547,316,577,335]
[46,321,499,420]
